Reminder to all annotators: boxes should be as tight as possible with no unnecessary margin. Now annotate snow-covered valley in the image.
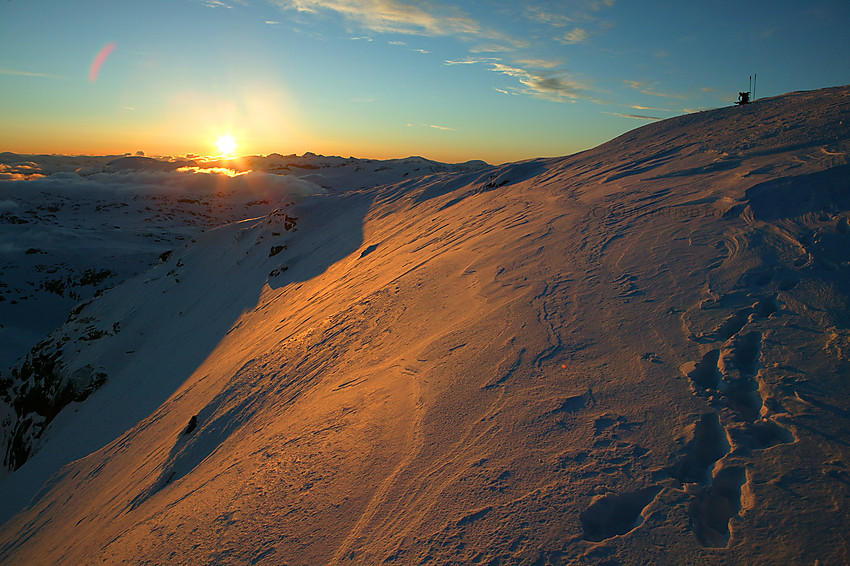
[1,86,849,565]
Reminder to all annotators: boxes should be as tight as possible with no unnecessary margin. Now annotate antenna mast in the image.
[753,73,757,101]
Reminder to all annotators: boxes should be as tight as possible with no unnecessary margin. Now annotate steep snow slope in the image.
[1,86,849,565]
[0,153,488,370]
[0,174,308,371]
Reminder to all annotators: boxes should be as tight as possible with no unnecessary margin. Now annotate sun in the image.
[215,134,238,158]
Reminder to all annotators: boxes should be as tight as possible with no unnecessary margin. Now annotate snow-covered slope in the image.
[1,86,849,565]
[0,152,489,370]
[0,172,303,371]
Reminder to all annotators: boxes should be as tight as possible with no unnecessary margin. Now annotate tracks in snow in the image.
[676,291,794,547]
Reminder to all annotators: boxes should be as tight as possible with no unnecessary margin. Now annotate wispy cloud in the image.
[605,111,661,121]
[525,1,616,28]
[270,1,607,104]
[445,58,589,102]
[444,57,498,66]
[490,63,588,102]
[0,68,63,80]
[194,0,238,8]
[523,1,618,52]
[406,123,454,130]
[271,0,479,36]
[625,80,686,99]
[631,104,670,112]
[271,0,526,47]
[591,0,616,9]
[524,6,573,27]
[560,27,588,44]
[516,58,563,69]
[389,39,429,54]
[469,44,515,53]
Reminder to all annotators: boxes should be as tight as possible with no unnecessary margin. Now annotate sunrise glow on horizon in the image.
[1,1,848,164]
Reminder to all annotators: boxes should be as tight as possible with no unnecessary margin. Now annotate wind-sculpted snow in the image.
[1,86,849,565]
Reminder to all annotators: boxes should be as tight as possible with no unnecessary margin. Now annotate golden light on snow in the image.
[215,134,238,158]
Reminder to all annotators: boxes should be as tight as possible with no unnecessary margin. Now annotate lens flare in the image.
[89,42,116,83]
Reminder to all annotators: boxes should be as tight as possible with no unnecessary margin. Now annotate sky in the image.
[1,0,848,164]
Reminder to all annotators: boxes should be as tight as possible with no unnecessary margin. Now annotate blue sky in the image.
[1,0,848,163]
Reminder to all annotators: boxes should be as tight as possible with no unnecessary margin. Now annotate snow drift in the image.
[1,86,849,565]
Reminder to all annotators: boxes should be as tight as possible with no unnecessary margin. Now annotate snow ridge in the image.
[1,86,849,565]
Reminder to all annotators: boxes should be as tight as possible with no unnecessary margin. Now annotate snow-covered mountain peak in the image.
[1,86,849,565]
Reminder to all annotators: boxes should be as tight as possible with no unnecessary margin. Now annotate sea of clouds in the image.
[0,155,324,202]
